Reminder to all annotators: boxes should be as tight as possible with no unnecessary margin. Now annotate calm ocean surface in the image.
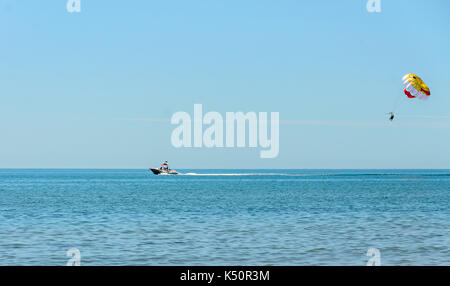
[0,169,449,265]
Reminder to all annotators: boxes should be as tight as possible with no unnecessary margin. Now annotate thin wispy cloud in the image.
[280,119,450,128]
[122,118,170,123]
[400,115,450,120]
[279,120,386,127]
[122,117,450,129]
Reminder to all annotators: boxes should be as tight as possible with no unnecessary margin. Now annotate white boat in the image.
[150,161,179,175]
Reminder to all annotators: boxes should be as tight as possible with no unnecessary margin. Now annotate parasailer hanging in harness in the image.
[388,73,431,121]
[388,112,395,121]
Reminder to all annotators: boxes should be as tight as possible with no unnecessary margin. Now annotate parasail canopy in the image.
[402,73,430,100]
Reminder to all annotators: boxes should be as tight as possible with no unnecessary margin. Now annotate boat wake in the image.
[180,172,308,176]
[177,172,450,177]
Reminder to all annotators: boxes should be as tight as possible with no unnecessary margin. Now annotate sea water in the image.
[0,169,449,265]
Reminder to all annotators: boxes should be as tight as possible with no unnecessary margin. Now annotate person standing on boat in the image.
[161,161,169,171]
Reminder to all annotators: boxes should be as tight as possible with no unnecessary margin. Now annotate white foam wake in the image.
[180,172,307,176]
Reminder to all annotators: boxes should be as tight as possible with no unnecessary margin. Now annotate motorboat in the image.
[150,161,179,175]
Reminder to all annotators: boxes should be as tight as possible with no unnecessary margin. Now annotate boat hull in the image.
[149,168,179,175]
[150,168,162,175]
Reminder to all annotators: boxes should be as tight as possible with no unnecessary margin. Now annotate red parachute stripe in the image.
[404,89,415,98]
[421,89,431,95]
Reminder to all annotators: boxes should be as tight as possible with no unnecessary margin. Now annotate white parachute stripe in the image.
[403,78,412,84]
[404,84,429,100]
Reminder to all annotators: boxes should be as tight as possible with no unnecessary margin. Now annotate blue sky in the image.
[1,0,450,169]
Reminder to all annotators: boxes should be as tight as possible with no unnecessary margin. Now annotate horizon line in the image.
[1,168,450,170]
